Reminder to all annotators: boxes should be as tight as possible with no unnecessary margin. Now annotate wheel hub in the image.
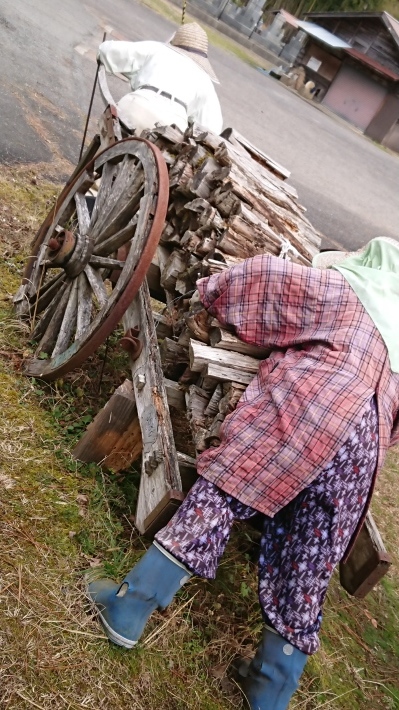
[47,228,94,278]
[48,230,76,266]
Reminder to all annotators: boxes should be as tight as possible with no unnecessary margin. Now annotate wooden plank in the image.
[123,281,183,534]
[339,512,392,598]
[72,377,187,473]
[176,451,198,492]
[204,383,223,416]
[218,382,246,416]
[141,491,185,539]
[72,379,142,470]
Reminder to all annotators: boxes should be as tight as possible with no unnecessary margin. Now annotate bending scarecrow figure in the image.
[97,23,223,135]
[88,237,399,710]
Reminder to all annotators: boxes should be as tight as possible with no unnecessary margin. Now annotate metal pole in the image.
[217,0,230,21]
[181,0,188,24]
[78,31,107,163]
[249,16,261,39]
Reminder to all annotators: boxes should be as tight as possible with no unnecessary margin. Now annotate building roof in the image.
[345,47,399,81]
[305,11,399,51]
[295,20,351,48]
[277,9,299,28]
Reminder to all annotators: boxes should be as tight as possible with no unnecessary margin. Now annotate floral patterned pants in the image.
[155,398,378,654]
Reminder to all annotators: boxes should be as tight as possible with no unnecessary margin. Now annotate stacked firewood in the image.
[140,123,321,456]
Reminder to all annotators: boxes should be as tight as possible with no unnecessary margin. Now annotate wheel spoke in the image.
[89,162,118,231]
[35,281,73,355]
[25,244,49,299]
[93,185,143,245]
[93,216,138,257]
[74,192,91,236]
[91,154,144,244]
[89,256,125,269]
[57,170,96,230]
[84,265,108,309]
[75,273,92,340]
[30,281,69,342]
[30,272,66,317]
[51,280,79,357]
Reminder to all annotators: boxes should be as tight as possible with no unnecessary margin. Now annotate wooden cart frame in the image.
[14,64,392,598]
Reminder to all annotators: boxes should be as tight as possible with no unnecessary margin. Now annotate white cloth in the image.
[98,40,223,135]
[116,92,188,133]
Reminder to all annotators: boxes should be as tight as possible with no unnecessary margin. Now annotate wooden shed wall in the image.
[314,17,399,75]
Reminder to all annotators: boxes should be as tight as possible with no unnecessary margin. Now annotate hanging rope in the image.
[181,0,187,24]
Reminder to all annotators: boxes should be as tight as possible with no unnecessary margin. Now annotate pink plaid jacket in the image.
[197,255,399,531]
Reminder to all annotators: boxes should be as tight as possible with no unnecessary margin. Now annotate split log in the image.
[204,383,223,416]
[160,251,188,291]
[201,363,255,389]
[204,413,225,448]
[220,127,290,181]
[153,311,173,340]
[218,382,246,416]
[209,327,270,359]
[185,384,212,453]
[189,339,260,376]
[161,338,190,380]
[164,378,186,410]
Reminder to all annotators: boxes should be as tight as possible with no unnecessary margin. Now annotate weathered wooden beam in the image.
[176,452,198,492]
[339,512,392,598]
[72,379,142,469]
[123,282,183,535]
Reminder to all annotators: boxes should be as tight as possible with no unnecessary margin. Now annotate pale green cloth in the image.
[333,237,399,373]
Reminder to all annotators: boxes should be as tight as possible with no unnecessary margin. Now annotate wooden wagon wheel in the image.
[13,138,169,381]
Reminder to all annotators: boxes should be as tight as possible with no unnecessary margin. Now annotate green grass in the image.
[0,164,398,708]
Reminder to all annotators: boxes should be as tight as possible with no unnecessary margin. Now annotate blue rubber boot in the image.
[237,626,308,710]
[87,542,192,648]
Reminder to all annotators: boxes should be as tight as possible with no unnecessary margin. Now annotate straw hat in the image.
[168,22,219,84]
[312,236,399,270]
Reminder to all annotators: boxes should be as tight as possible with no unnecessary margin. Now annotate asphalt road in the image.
[0,0,398,250]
